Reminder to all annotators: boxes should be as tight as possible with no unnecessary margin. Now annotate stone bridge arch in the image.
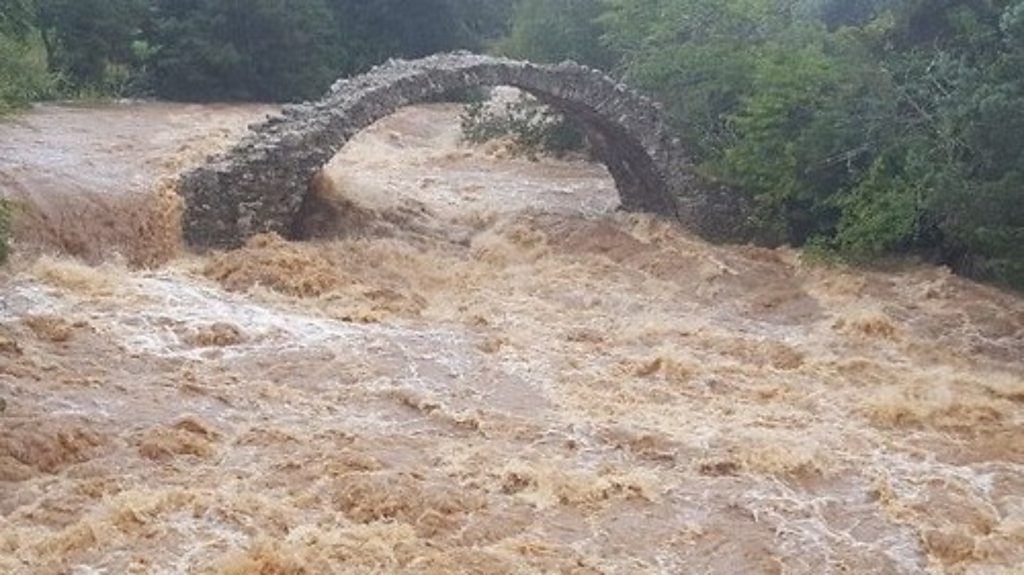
[179,52,746,249]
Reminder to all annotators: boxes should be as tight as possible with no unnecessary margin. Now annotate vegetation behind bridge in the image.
[0,0,1020,290]
[504,0,1024,290]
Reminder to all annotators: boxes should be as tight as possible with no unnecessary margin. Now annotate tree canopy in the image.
[504,0,1023,289]
[0,0,516,100]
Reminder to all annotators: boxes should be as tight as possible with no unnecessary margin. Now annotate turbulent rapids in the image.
[0,101,1023,574]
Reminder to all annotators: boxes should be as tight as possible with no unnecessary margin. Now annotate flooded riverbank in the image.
[0,102,273,265]
[1,102,1022,574]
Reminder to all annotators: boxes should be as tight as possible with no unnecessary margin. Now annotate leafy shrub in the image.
[36,0,149,94]
[150,0,344,102]
[0,32,53,113]
[461,92,586,159]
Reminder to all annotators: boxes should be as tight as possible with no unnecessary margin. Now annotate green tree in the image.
[602,0,806,159]
[448,0,519,47]
[325,0,506,73]
[500,0,616,69]
[595,0,1024,288]
[36,0,148,91]
[151,0,343,102]
[0,0,36,38]
[1,0,53,113]
[0,31,51,111]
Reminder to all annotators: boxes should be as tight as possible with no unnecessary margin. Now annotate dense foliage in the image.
[500,0,615,69]
[461,93,586,159]
[0,0,51,111]
[0,28,51,112]
[36,0,149,94]
[503,0,1024,289]
[150,0,342,101]
[0,0,517,103]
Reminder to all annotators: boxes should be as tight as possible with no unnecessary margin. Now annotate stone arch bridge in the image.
[179,52,748,249]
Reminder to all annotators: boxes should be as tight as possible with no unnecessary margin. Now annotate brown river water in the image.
[0,101,1022,574]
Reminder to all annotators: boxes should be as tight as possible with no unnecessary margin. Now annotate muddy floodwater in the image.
[1,101,1023,574]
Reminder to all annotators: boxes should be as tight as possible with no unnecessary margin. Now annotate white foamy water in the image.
[0,101,1021,574]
